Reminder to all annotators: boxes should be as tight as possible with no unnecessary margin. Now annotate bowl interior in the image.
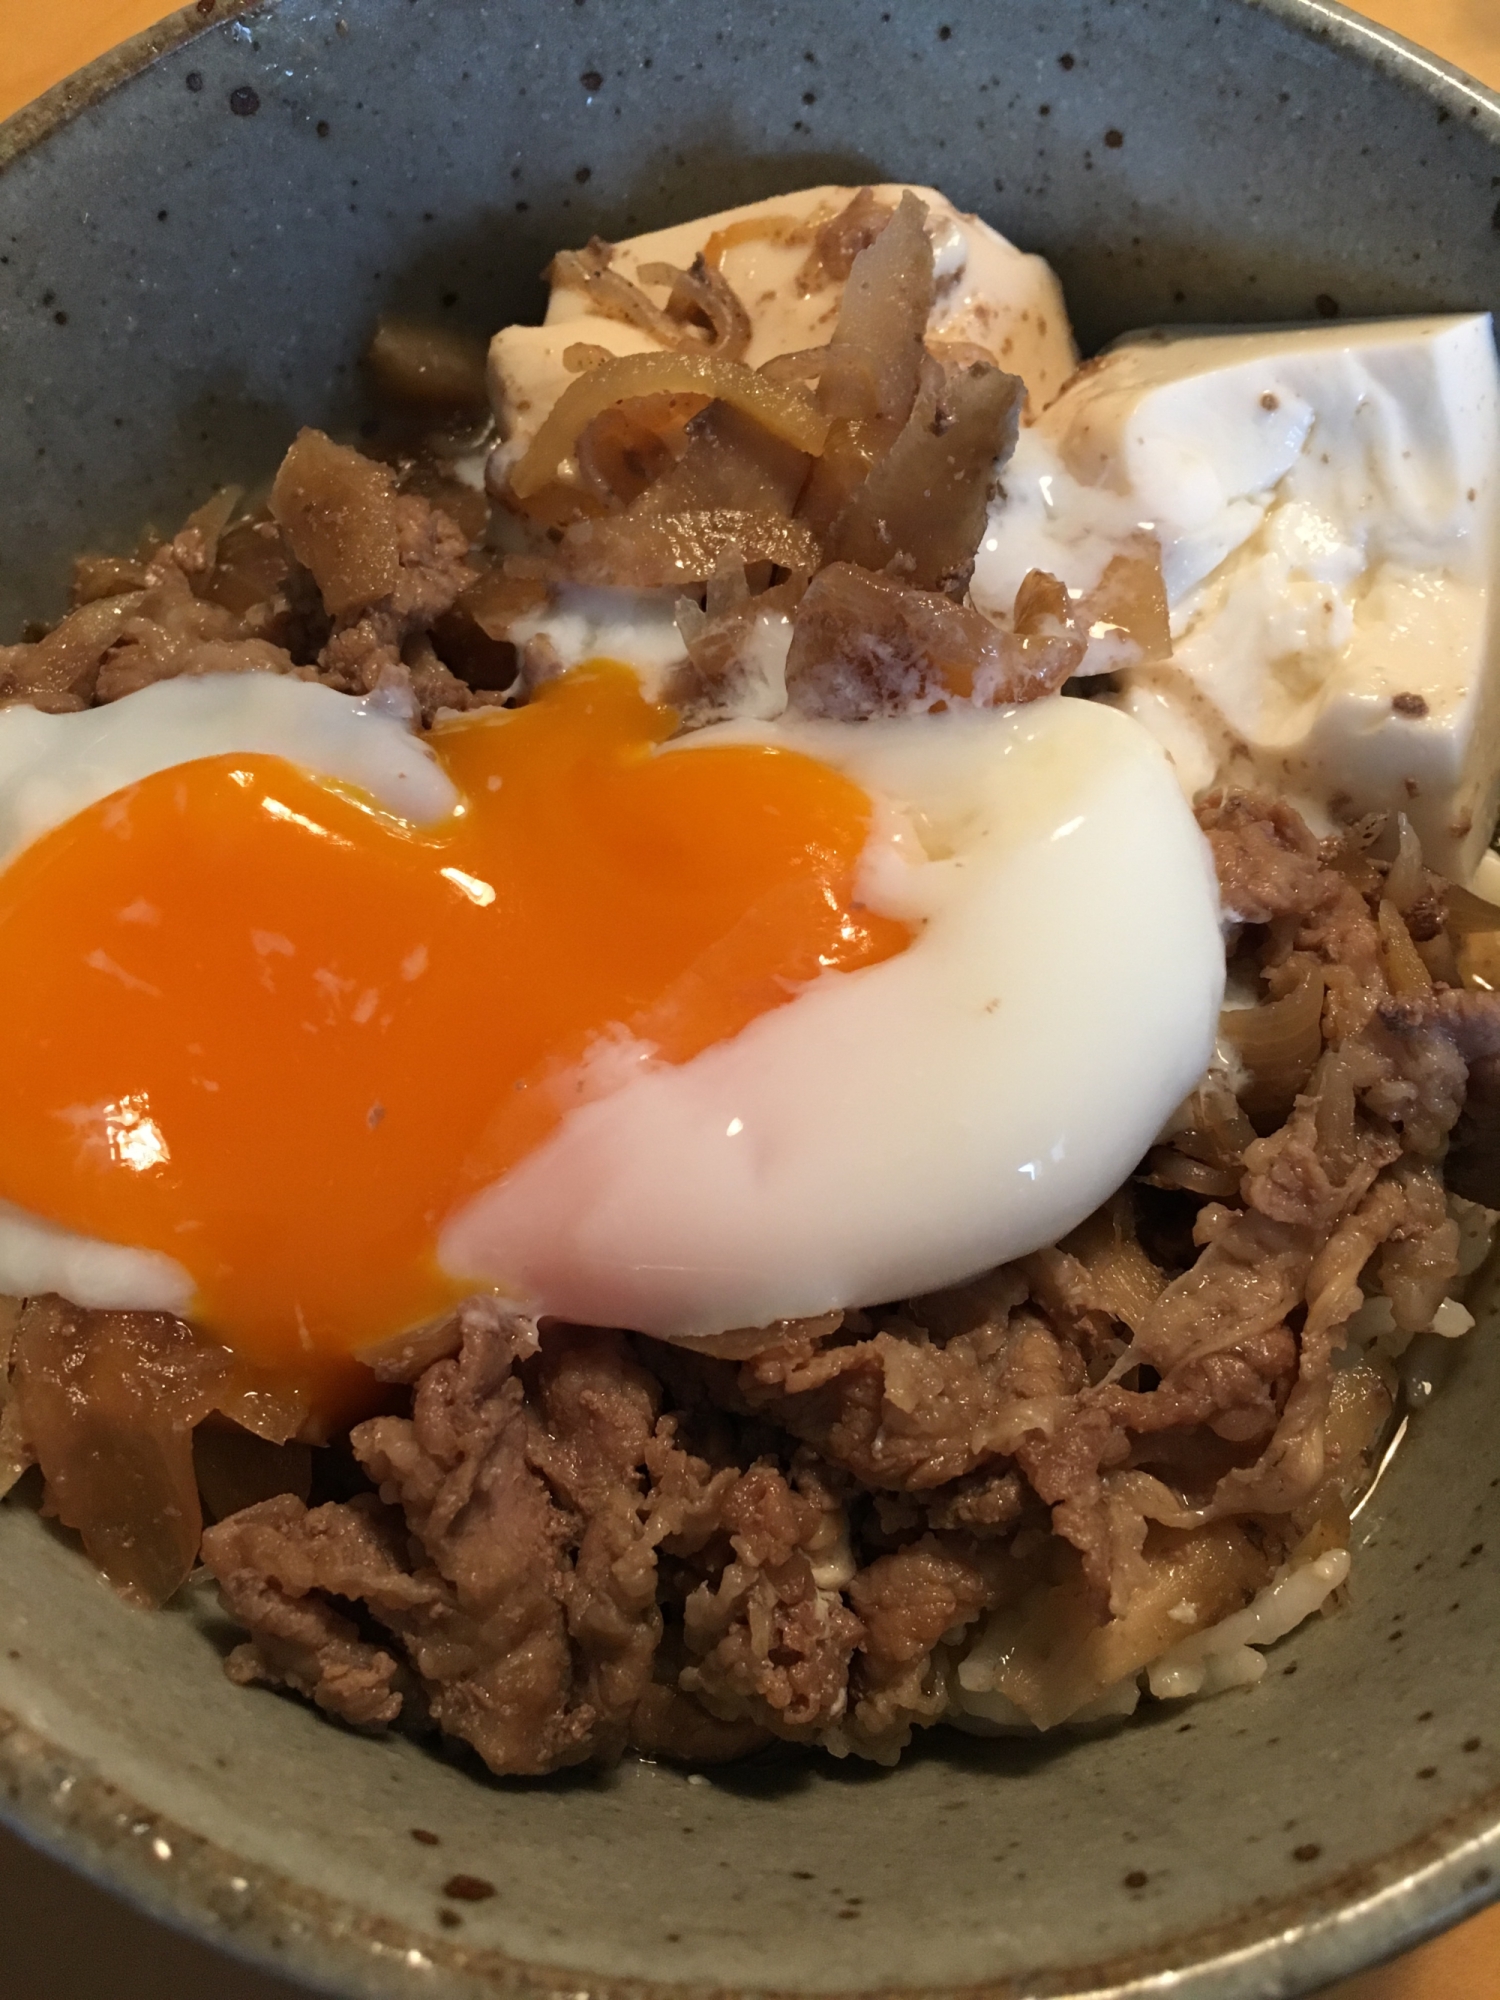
[4,3,1500,1995]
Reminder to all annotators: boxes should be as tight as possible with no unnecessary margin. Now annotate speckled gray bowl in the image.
[3,2,1500,1995]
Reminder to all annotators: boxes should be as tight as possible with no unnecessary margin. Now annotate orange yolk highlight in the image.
[0,666,908,1400]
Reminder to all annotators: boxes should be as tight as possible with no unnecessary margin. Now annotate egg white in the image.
[0,1199,192,1313]
[0,671,457,871]
[440,694,1225,1340]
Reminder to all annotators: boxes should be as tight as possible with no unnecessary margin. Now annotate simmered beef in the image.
[185,790,1500,1769]
[0,428,502,729]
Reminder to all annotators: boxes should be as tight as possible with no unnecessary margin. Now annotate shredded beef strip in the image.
[206,1493,418,1728]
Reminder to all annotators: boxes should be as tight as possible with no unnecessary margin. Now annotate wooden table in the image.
[1,1,1499,1996]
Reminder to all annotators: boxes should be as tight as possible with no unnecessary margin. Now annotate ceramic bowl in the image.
[3,2,1500,1994]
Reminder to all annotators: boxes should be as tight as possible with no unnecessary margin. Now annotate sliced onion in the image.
[574,392,709,507]
[671,574,804,723]
[816,190,933,430]
[205,516,294,617]
[561,506,822,588]
[993,1522,1270,1730]
[510,351,829,499]
[1144,1149,1242,1199]
[10,1301,230,1608]
[759,346,829,384]
[355,1308,466,1383]
[701,212,812,271]
[1378,898,1433,997]
[633,401,810,519]
[1459,934,1500,994]
[550,241,751,362]
[193,1422,312,1524]
[1444,881,1500,938]
[1383,812,1427,914]
[458,564,552,632]
[178,487,244,569]
[1417,928,1460,986]
[563,341,616,374]
[270,428,403,617]
[1220,957,1325,1124]
[1445,881,1500,992]
[1157,1081,1255,1183]
[549,240,700,350]
[826,357,1024,592]
[799,187,895,289]
[1317,1363,1392,1512]
[636,256,752,363]
[1196,1082,1257,1166]
[794,415,891,541]
[1060,1201,1167,1335]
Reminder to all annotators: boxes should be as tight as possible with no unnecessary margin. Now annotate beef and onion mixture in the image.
[2,186,1499,1775]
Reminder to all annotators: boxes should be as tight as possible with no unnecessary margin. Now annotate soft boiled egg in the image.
[0,667,1223,1399]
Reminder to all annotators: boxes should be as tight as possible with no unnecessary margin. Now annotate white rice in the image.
[1144,1549,1350,1700]
[949,1549,1351,1735]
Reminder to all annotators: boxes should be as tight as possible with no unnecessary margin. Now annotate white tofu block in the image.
[973,314,1500,882]
[487,184,1077,476]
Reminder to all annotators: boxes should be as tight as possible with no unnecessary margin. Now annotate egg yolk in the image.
[0,666,909,1400]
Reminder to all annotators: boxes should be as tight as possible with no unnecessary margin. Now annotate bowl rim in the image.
[3,1,1500,1995]
[6,1687,1500,2000]
[0,0,262,171]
